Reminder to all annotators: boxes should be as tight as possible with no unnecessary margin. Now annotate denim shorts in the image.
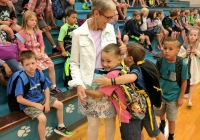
[141,108,160,137]
[120,118,141,140]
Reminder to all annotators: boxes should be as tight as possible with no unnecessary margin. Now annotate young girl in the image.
[147,11,164,50]
[178,27,200,107]
[140,8,155,45]
[16,10,62,95]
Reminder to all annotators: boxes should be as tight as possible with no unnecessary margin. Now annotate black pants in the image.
[143,30,155,43]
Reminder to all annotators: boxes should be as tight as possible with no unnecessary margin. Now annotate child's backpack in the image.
[7,70,45,112]
[111,62,147,120]
[52,0,70,20]
[156,56,183,87]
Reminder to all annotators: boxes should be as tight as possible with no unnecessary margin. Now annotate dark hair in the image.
[65,9,77,17]
[170,10,178,17]
[180,9,185,13]
[148,10,156,20]
[164,37,181,48]
[102,43,121,57]
[86,12,93,19]
[126,43,145,64]
[20,50,37,64]
[156,10,163,17]
[133,11,140,17]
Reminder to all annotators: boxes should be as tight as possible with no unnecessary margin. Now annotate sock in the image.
[168,133,174,139]
[161,120,165,124]
[52,45,56,48]
[51,84,56,89]
[58,124,65,128]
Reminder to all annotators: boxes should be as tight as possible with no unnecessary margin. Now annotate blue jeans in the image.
[120,118,141,140]
[5,59,22,72]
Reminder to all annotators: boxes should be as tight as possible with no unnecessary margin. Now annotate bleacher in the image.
[0,0,195,139]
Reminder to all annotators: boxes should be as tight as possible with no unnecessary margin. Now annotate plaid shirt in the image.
[25,0,51,20]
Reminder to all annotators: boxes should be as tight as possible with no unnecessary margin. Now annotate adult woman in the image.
[69,0,126,140]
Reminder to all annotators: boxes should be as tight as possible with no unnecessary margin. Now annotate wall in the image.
[180,0,200,7]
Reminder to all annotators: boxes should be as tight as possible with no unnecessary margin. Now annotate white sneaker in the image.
[188,100,193,107]
[184,94,188,99]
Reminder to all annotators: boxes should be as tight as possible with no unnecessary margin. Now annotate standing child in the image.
[154,37,188,140]
[15,50,73,140]
[0,0,21,40]
[178,28,200,107]
[85,43,141,140]
[16,10,62,95]
[95,43,165,140]
[58,9,78,88]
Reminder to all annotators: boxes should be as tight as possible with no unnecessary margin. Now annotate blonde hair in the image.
[102,43,121,58]
[140,8,149,17]
[196,19,200,28]
[185,10,190,15]
[91,0,116,14]
[21,10,39,32]
[185,28,200,49]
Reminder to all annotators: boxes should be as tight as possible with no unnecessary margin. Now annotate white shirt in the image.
[140,17,147,31]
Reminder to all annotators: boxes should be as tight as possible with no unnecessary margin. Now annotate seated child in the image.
[113,0,129,20]
[16,10,62,94]
[126,11,155,54]
[94,43,165,140]
[85,43,141,140]
[58,9,78,87]
[15,50,73,140]
[188,10,195,26]
[0,0,21,40]
[0,58,22,87]
[109,10,129,44]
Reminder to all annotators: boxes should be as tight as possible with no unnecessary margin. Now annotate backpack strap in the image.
[156,57,163,75]
[35,69,45,90]
[175,56,183,87]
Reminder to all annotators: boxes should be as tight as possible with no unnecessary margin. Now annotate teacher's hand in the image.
[77,85,87,104]
[118,39,127,55]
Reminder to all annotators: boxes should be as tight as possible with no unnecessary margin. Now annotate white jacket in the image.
[69,19,116,87]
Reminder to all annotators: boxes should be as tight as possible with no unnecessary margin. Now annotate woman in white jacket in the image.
[68,0,126,139]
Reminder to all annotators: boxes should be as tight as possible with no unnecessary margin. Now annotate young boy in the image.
[0,0,21,40]
[154,37,188,140]
[109,10,129,44]
[93,43,165,140]
[58,9,78,57]
[15,50,73,140]
[58,9,78,88]
[162,10,180,39]
[126,11,155,54]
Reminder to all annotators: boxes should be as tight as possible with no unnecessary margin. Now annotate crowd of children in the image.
[0,0,200,140]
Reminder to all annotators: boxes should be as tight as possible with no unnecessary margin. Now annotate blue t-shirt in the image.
[159,58,188,102]
[131,67,147,92]
[15,71,51,110]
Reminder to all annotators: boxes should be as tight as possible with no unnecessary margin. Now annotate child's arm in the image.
[177,79,187,107]
[95,73,137,87]
[43,87,50,113]
[58,27,67,56]
[16,31,28,51]
[17,95,44,110]
[85,89,104,98]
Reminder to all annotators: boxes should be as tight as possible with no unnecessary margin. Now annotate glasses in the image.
[99,11,115,21]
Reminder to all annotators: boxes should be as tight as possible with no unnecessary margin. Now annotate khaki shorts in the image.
[154,98,178,121]
[0,25,6,30]
[23,96,57,119]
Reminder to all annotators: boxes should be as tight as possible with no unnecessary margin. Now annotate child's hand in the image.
[4,65,12,77]
[77,85,87,104]
[62,51,67,57]
[186,49,191,55]
[118,39,127,55]
[191,48,197,54]
[3,21,11,26]
[44,103,50,113]
[34,103,44,111]
[177,98,183,107]
[94,77,111,87]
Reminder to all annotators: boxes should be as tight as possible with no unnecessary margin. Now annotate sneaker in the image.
[168,135,174,140]
[159,123,165,134]
[188,100,193,107]
[52,46,61,53]
[50,87,62,95]
[54,126,73,137]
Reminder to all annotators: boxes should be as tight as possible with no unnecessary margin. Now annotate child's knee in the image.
[37,114,47,124]
[53,100,63,109]
[48,65,55,71]
[3,26,13,34]
[42,27,50,32]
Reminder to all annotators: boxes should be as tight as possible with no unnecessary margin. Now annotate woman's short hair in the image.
[91,0,116,14]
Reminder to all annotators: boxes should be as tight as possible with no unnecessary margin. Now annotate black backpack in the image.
[130,60,162,108]
[156,56,183,87]
[7,70,45,112]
